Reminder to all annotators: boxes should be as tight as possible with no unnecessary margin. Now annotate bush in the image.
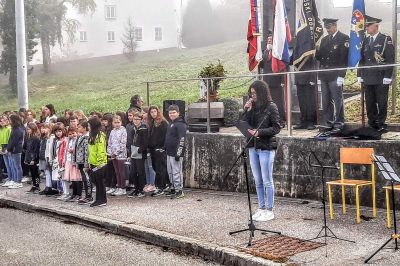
[220,98,240,127]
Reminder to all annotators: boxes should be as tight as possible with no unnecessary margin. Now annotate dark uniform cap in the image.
[323,18,338,28]
[365,15,382,26]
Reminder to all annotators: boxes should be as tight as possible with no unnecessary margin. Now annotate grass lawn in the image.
[0,41,252,114]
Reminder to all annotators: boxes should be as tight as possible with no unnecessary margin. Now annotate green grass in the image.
[0,41,251,114]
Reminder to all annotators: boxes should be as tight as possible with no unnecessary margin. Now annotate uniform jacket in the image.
[243,102,281,150]
[358,33,395,85]
[316,31,349,81]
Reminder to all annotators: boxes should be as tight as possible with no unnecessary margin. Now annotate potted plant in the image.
[198,60,227,101]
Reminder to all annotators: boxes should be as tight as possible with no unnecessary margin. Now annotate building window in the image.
[105,5,116,19]
[155,27,162,41]
[107,31,115,42]
[80,31,87,42]
[134,27,143,41]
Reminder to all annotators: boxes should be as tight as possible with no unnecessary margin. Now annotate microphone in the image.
[244,97,253,112]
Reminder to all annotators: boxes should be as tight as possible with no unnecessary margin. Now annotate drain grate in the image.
[239,235,324,263]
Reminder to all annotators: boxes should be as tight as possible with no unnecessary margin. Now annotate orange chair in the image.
[327,148,376,224]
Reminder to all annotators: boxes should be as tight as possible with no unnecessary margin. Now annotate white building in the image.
[31,0,184,64]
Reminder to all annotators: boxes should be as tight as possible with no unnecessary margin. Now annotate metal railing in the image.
[144,63,400,136]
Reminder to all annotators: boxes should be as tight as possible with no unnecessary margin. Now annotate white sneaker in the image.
[106,188,116,195]
[2,181,12,187]
[254,210,274,222]
[252,209,264,220]
[8,182,23,189]
[21,177,30,183]
[120,189,126,195]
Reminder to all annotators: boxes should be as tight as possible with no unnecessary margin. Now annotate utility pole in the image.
[15,0,29,110]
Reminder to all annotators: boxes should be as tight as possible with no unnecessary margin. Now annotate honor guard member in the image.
[358,15,395,132]
[316,18,349,130]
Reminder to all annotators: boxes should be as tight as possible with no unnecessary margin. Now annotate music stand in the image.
[365,155,399,263]
[227,112,281,247]
[306,150,355,244]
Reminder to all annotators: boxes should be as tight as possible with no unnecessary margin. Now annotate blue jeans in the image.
[145,155,156,185]
[249,148,276,210]
[8,153,22,183]
[3,154,11,179]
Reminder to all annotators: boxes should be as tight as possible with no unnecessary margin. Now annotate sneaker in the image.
[106,187,116,195]
[251,209,264,220]
[21,177,30,183]
[151,189,164,197]
[78,197,93,205]
[165,189,176,196]
[254,210,274,222]
[8,182,23,189]
[127,190,137,198]
[57,194,69,201]
[136,192,145,198]
[65,195,78,202]
[143,184,150,192]
[120,188,127,195]
[90,201,107,207]
[111,188,124,196]
[173,190,185,199]
[1,178,10,184]
[2,180,13,187]
[147,185,156,192]
[26,187,38,194]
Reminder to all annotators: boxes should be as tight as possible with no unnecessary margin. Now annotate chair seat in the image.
[383,184,400,191]
[327,179,372,186]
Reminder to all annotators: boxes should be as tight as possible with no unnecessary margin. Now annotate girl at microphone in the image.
[243,80,281,222]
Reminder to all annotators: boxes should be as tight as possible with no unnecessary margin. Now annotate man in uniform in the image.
[316,18,349,130]
[358,15,395,132]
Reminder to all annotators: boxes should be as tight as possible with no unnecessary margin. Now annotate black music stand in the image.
[227,113,281,247]
[306,150,355,244]
[365,155,399,263]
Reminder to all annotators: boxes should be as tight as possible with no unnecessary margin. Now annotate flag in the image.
[271,0,292,73]
[247,0,262,72]
[348,0,365,67]
[292,0,323,70]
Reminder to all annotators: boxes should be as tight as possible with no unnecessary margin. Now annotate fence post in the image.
[146,82,150,106]
[207,79,211,133]
[287,72,292,137]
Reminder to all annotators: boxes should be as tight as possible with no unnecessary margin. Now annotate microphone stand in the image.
[227,105,281,247]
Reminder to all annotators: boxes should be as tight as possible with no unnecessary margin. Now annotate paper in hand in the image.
[236,120,253,138]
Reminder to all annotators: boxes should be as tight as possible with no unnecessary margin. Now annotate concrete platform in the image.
[0,185,399,265]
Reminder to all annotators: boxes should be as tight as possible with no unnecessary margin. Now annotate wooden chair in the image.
[327,147,376,224]
[383,184,400,228]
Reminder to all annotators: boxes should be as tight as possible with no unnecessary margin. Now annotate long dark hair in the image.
[88,117,102,145]
[9,114,23,128]
[148,106,166,127]
[45,104,56,116]
[248,80,273,110]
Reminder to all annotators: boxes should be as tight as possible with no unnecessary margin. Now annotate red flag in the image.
[247,0,262,72]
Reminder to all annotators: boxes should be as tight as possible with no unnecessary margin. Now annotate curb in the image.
[0,196,280,266]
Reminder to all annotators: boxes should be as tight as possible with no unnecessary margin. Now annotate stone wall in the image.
[183,132,400,208]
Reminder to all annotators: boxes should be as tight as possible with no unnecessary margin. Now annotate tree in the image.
[121,17,138,61]
[0,0,38,92]
[36,0,96,73]
[181,0,222,48]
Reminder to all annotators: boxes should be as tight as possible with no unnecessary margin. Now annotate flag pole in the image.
[391,0,398,115]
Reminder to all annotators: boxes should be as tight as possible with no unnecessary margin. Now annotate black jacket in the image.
[39,138,47,161]
[165,117,187,157]
[148,120,168,149]
[294,57,317,85]
[132,123,148,160]
[261,49,284,88]
[316,31,349,81]
[243,102,281,150]
[126,122,135,156]
[358,33,395,85]
[24,136,40,164]
[6,126,25,154]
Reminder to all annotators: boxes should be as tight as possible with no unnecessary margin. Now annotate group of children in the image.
[0,98,187,207]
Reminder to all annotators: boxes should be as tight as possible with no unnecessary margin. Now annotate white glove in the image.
[337,77,344,86]
[357,77,363,83]
[383,78,392,85]
[310,82,315,86]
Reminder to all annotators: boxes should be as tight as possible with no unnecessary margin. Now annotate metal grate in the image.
[239,235,324,263]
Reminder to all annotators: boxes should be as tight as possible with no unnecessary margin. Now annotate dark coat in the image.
[316,31,349,81]
[358,33,395,85]
[126,122,135,156]
[132,123,148,160]
[294,58,317,85]
[24,136,40,163]
[165,117,187,157]
[243,102,281,150]
[148,120,168,149]
[261,49,284,88]
[6,126,25,154]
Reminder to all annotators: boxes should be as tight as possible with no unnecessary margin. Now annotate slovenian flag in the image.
[247,0,262,72]
[271,0,292,73]
[348,0,366,67]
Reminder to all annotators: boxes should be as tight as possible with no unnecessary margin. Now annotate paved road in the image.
[0,208,217,266]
